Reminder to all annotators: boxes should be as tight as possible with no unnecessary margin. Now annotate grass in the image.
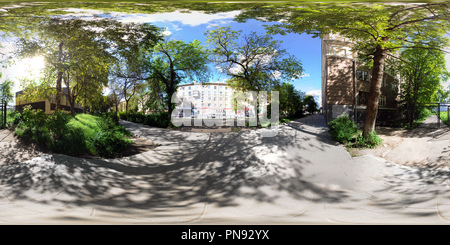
[68,114,103,138]
[68,113,133,157]
[11,109,133,158]
[439,111,450,127]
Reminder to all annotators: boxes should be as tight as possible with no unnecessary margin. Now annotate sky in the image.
[2,6,449,107]
[0,8,323,105]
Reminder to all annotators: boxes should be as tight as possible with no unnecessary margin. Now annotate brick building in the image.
[321,32,401,125]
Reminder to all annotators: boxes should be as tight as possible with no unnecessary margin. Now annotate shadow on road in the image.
[0,115,350,216]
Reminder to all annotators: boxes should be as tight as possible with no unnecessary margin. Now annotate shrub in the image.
[7,110,22,127]
[120,112,170,128]
[89,118,132,157]
[348,131,383,149]
[14,110,133,158]
[15,105,48,143]
[328,114,358,143]
[102,112,119,125]
[46,110,72,140]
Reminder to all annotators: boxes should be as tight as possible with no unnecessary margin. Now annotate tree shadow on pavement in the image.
[0,115,351,218]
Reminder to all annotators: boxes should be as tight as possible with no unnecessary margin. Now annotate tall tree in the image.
[0,79,13,127]
[258,3,450,137]
[206,26,303,92]
[15,18,108,112]
[394,47,449,128]
[106,21,163,113]
[205,26,303,124]
[146,38,210,121]
[275,82,304,118]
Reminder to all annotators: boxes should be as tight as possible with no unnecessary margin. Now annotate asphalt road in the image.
[1,114,450,225]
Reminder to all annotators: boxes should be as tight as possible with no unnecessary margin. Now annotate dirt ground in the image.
[348,115,450,169]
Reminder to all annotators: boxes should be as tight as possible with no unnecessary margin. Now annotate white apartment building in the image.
[174,81,257,119]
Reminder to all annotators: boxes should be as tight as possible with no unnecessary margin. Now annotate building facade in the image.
[15,88,83,114]
[174,81,259,119]
[321,32,401,125]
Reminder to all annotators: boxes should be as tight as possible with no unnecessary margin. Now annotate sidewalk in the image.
[0,115,450,224]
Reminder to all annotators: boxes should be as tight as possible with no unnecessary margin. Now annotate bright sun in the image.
[19,56,46,79]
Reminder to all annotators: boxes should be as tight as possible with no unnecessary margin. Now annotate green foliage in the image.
[13,109,132,158]
[147,39,210,120]
[275,82,304,118]
[119,111,170,128]
[348,132,383,149]
[89,116,132,158]
[303,95,318,115]
[205,26,303,92]
[328,114,358,143]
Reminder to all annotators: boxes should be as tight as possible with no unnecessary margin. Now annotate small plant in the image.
[328,114,358,143]
[348,131,383,149]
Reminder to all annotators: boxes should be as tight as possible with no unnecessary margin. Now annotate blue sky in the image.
[113,10,323,97]
[0,8,322,105]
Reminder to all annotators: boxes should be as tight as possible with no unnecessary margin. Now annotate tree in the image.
[393,47,449,128]
[142,79,166,113]
[275,82,304,118]
[146,38,210,121]
[106,22,163,113]
[255,3,450,137]
[435,88,450,103]
[303,95,318,115]
[205,26,303,124]
[0,79,13,127]
[15,18,109,114]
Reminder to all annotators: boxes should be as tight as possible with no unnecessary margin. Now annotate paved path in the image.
[1,114,450,224]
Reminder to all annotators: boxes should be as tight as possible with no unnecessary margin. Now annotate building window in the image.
[357,70,370,81]
[382,76,387,87]
[379,95,386,107]
[214,86,217,89]
[189,92,191,96]
[358,91,369,106]
[189,86,191,90]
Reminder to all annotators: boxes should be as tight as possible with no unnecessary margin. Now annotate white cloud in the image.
[306,89,322,107]
[162,28,172,36]
[306,89,321,96]
[114,10,241,26]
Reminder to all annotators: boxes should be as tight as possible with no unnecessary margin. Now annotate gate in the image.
[0,99,5,128]
[415,103,441,129]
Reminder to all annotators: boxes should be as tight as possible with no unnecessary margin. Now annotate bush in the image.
[328,114,358,143]
[348,131,383,149]
[91,115,131,157]
[120,112,170,128]
[14,110,133,158]
[15,105,48,144]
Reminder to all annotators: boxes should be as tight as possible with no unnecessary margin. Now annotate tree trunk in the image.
[55,42,64,111]
[56,72,63,111]
[362,46,388,138]
[70,99,75,117]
